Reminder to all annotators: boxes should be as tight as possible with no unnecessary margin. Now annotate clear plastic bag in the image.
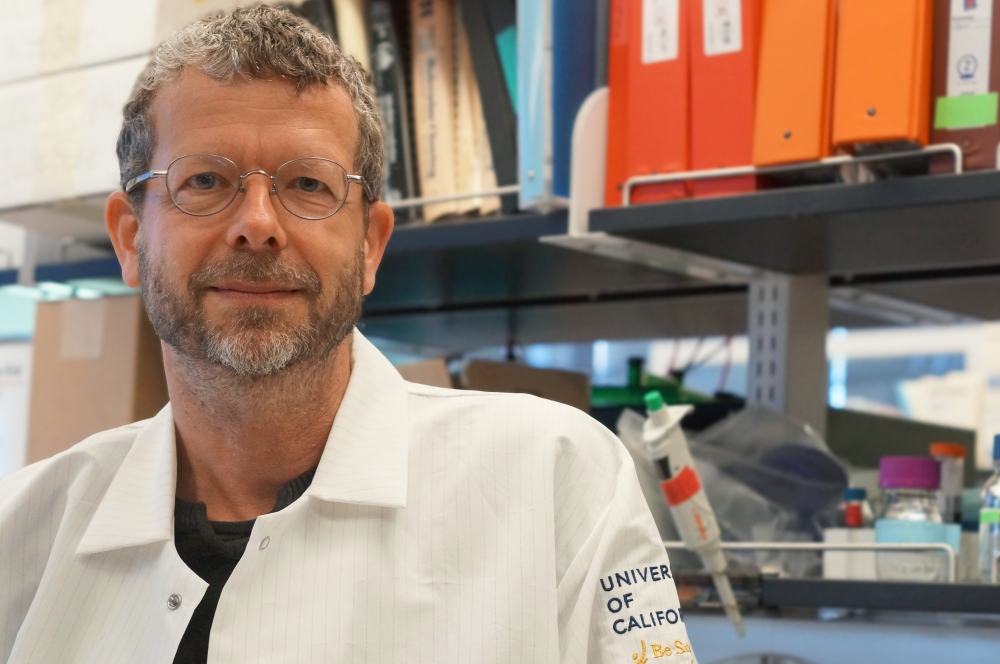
[691,406,848,520]
[616,406,848,577]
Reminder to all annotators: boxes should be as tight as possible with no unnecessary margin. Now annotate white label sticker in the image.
[948,0,993,97]
[643,0,679,64]
[703,0,742,56]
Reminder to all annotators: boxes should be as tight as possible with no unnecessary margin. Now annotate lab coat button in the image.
[260,536,270,550]
[167,594,182,610]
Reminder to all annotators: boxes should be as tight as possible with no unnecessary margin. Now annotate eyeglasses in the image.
[125,154,365,220]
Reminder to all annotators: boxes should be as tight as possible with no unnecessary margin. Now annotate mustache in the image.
[188,253,322,298]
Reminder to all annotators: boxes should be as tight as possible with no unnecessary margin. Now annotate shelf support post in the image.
[17,231,39,286]
[747,273,829,435]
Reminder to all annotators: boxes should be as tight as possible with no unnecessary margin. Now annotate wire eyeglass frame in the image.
[124,153,365,220]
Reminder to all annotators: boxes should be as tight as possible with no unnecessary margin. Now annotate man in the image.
[0,7,696,663]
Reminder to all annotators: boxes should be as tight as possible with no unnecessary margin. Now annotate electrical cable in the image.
[682,338,704,373]
[667,338,681,375]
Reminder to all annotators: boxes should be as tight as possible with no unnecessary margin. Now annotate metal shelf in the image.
[2,212,745,349]
[384,209,563,253]
[591,171,1000,277]
[366,210,711,313]
[366,210,746,348]
[15,184,1000,349]
[761,578,1000,614]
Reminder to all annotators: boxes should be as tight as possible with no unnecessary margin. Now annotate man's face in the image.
[108,70,392,376]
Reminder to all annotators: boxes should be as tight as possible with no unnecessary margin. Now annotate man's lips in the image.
[208,282,301,300]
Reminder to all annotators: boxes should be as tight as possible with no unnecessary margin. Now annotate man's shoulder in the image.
[403,380,624,454]
[0,419,148,501]
[405,380,593,419]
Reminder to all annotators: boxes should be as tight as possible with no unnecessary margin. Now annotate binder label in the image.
[642,0,679,64]
[948,0,993,97]
[702,0,742,57]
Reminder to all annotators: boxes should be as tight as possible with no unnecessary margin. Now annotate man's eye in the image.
[192,173,218,189]
[297,177,323,193]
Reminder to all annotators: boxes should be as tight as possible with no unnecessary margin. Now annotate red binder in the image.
[605,0,690,207]
[605,0,632,207]
[689,0,759,198]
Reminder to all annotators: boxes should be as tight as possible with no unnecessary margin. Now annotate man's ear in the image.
[362,201,394,296]
[105,191,141,288]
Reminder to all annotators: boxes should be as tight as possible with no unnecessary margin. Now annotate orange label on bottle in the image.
[660,466,702,506]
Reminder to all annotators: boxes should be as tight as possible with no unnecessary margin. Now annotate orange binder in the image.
[689,0,759,197]
[832,0,933,148]
[605,0,689,207]
[752,0,837,166]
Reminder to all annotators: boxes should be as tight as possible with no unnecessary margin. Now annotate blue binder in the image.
[518,0,599,208]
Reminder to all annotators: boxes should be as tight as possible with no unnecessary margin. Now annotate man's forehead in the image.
[148,68,359,165]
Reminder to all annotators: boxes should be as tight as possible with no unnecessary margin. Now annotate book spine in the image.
[333,0,372,72]
[370,0,418,215]
[411,0,459,221]
[454,4,501,215]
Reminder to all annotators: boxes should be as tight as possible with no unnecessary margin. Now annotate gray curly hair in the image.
[117,5,383,213]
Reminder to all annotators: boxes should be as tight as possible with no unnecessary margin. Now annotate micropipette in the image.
[642,391,745,637]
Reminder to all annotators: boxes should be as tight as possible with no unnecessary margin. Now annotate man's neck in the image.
[166,335,352,521]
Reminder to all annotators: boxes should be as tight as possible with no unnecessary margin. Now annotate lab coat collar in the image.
[77,329,409,556]
[306,330,410,508]
[76,404,178,555]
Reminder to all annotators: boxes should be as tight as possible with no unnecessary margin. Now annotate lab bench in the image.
[677,572,1000,664]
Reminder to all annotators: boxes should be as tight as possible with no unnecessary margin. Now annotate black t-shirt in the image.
[172,468,316,664]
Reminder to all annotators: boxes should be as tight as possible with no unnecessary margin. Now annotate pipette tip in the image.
[710,573,745,637]
[724,605,746,637]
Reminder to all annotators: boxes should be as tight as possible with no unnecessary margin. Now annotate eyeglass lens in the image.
[165,154,351,220]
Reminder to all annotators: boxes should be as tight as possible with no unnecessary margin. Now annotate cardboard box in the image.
[27,295,167,463]
[396,358,454,388]
[460,360,590,412]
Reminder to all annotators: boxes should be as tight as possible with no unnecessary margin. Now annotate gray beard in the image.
[137,241,364,380]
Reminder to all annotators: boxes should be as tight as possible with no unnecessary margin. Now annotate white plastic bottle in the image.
[930,442,966,524]
[980,436,1000,583]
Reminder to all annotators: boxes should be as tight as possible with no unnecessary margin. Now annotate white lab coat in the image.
[0,331,696,663]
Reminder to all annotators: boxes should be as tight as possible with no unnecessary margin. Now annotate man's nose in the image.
[224,174,288,252]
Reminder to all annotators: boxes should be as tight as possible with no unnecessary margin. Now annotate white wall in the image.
[0,220,26,269]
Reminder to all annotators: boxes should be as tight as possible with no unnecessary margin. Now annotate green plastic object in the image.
[590,358,713,409]
[495,26,518,110]
[934,93,999,130]
[644,391,665,412]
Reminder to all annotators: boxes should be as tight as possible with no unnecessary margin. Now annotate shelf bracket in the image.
[540,86,757,285]
[747,273,829,435]
[829,288,979,327]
